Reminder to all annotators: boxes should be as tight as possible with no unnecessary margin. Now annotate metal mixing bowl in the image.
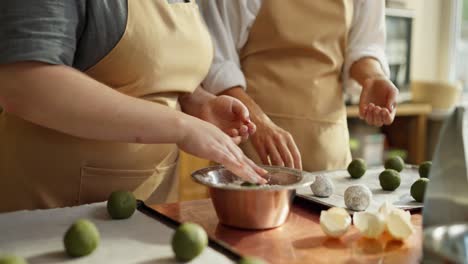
[191,165,314,230]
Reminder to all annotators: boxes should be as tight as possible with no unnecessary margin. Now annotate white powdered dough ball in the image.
[310,175,335,198]
[344,184,372,211]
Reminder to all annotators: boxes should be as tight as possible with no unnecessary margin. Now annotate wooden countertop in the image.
[347,103,432,118]
[151,199,422,264]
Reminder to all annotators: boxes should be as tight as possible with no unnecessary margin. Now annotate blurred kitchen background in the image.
[176,0,468,201]
[347,0,466,168]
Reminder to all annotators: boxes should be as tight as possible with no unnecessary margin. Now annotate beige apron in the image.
[0,0,213,212]
[240,0,353,172]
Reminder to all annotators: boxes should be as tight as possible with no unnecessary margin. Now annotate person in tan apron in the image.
[0,0,267,212]
[200,0,398,172]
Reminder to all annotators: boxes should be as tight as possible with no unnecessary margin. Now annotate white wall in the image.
[407,0,443,81]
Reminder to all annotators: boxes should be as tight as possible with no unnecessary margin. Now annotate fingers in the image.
[238,125,249,141]
[364,103,374,125]
[255,143,271,166]
[246,120,256,135]
[382,108,393,125]
[287,138,302,170]
[276,143,294,168]
[274,135,294,168]
[360,105,369,120]
[244,157,269,177]
[386,85,399,113]
[227,128,238,137]
[225,138,268,179]
[266,139,284,167]
[364,103,386,127]
[216,143,266,184]
[230,97,250,122]
[359,79,373,118]
[373,107,384,127]
[227,126,249,143]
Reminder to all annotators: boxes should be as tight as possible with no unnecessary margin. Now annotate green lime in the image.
[107,190,136,220]
[172,222,208,261]
[347,159,367,179]
[384,156,405,172]
[418,161,432,178]
[379,169,401,191]
[411,178,429,202]
[63,219,100,257]
[238,257,268,264]
[0,255,27,264]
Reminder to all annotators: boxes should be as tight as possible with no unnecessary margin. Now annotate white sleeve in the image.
[344,0,390,83]
[199,0,261,94]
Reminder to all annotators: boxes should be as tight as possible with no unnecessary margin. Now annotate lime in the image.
[172,222,208,261]
[411,178,429,202]
[107,190,136,219]
[238,256,268,264]
[0,255,27,264]
[347,159,367,179]
[379,169,401,191]
[63,219,100,257]
[418,161,432,178]
[384,156,405,172]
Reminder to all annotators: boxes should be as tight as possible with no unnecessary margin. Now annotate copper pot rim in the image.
[191,165,315,191]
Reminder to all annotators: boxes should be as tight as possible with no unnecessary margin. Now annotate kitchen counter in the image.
[151,198,423,264]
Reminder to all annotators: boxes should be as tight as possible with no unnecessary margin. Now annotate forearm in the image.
[179,86,216,118]
[350,57,387,87]
[0,62,187,144]
[220,86,269,123]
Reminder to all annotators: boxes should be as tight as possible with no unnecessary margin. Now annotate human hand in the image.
[200,95,255,143]
[251,118,302,170]
[177,114,267,183]
[359,77,399,127]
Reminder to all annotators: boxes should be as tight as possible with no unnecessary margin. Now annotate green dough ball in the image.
[411,178,429,202]
[63,219,100,257]
[238,257,268,264]
[379,169,401,191]
[347,159,367,179]
[107,190,137,220]
[0,255,27,264]
[384,156,405,172]
[418,161,432,178]
[241,182,260,187]
[172,222,208,262]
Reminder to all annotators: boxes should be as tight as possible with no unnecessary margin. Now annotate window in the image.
[456,0,468,92]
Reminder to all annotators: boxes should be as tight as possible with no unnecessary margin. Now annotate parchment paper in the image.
[297,166,423,213]
[0,203,234,264]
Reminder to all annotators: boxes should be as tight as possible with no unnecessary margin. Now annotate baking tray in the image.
[0,202,237,264]
[137,201,241,261]
[296,165,424,212]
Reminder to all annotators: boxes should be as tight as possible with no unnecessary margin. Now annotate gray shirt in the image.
[0,0,188,71]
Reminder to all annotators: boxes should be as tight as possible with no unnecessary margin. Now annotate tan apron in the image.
[0,0,213,212]
[240,0,354,172]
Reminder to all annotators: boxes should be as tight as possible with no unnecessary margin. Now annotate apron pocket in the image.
[142,161,179,204]
[79,166,155,204]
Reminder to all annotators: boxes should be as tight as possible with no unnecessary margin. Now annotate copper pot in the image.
[191,165,313,230]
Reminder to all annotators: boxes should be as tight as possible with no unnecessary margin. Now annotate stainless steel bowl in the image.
[191,165,314,230]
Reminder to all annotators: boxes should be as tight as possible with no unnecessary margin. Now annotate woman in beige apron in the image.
[200,0,398,172]
[0,0,266,212]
